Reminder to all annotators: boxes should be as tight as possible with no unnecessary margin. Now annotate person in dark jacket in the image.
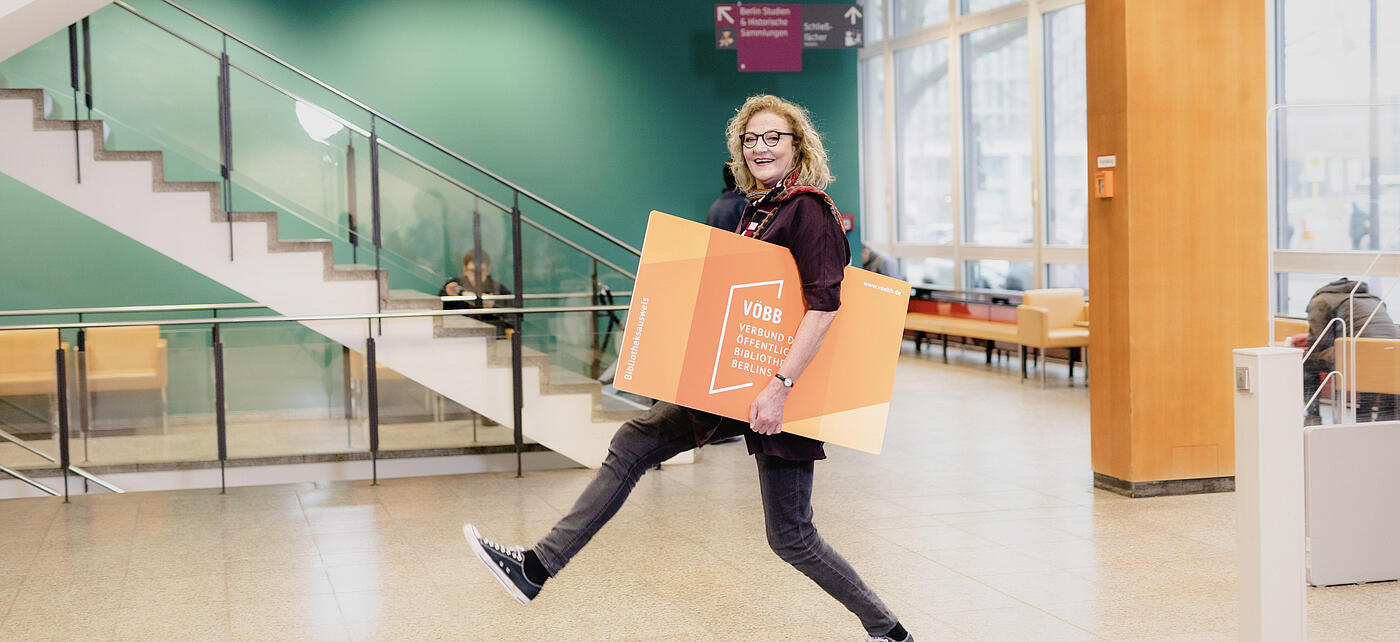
[706,163,747,233]
[1304,277,1400,424]
[464,95,913,642]
[438,250,511,335]
[861,246,902,279]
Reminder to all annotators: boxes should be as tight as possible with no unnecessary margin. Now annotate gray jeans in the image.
[533,402,899,635]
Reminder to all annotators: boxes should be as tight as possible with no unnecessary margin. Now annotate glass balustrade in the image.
[0,0,644,487]
[0,0,638,302]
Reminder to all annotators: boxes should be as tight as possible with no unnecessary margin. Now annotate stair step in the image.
[436,315,496,338]
[1,85,642,468]
[386,289,443,310]
[271,239,333,254]
[327,265,381,282]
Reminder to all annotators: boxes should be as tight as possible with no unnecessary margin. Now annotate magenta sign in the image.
[715,4,803,73]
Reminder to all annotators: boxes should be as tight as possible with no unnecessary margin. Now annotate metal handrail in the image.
[1306,370,1345,422]
[108,1,638,280]
[69,466,124,493]
[0,465,59,496]
[0,426,57,462]
[442,291,634,303]
[0,296,633,319]
[0,304,630,332]
[148,0,641,258]
[0,427,124,494]
[0,303,268,317]
[1302,317,1346,363]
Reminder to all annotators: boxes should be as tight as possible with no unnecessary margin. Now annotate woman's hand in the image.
[748,378,790,435]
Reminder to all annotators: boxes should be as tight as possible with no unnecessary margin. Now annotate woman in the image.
[465,95,912,642]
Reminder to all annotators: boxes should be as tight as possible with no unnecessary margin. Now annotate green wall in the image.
[0,0,860,415]
[0,172,249,309]
[151,0,862,253]
[2,0,861,312]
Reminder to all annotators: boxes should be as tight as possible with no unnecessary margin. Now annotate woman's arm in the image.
[748,308,838,435]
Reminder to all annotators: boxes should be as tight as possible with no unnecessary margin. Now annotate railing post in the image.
[55,347,71,502]
[366,329,380,485]
[369,117,383,333]
[66,23,82,184]
[76,323,90,463]
[213,323,228,493]
[472,199,484,309]
[590,259,600,378]
[511,192,525,477]
[217,36,234,261]
[80,16,92,119]
[341,345,354,425]
[346,135,358,264]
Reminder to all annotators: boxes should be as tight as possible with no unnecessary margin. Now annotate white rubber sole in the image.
[464,523,533,606]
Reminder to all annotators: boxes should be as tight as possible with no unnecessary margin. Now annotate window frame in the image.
[858,0,1086,292]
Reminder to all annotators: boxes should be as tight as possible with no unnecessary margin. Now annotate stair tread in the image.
[493,339,547,359]
[547,366,600,387]
[599,392,650,413]
[390,289,439,300]
[441,316,495,330]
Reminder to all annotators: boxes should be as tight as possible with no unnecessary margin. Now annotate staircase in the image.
[0,0,111,62]
[0,87,641,469]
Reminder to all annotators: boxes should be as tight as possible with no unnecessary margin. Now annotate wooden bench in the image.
[904,295,1020,364]
[903,288,1091,385]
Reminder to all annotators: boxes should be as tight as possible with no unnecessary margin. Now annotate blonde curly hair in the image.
[725,95,833,192]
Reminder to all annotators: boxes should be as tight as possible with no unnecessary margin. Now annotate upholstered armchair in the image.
[86,325,169,431]
[1016,288,1090,387]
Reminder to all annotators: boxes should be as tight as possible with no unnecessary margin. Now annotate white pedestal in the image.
[1233,347,1305,642]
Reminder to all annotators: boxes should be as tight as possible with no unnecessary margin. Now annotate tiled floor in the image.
[2,345,1398,640]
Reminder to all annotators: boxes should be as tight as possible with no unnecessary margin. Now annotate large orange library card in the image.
[614,211,910,454]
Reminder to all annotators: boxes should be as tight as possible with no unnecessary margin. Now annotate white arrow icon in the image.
[717,5,735,24]
[845,6,862,24]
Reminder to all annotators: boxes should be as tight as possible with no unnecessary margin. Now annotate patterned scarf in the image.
[741,170,842,238]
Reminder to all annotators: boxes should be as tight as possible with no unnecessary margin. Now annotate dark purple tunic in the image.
[711,190,851,461]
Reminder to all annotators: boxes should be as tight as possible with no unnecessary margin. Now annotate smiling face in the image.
[743,110,797,190]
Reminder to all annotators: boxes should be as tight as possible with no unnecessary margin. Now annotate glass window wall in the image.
[861,57,889,244]
[894,0,950,35]
[860,2,1086,290]
[967,259,1032,291]
[962,0,1018,16]
[895,40,953,244]
[962,19,1031,245]
[1274,1,1400,314]
[907,257,955,288]
[1047,263,1088,291]
[1045,4,1087,247]
[863,0,886,44]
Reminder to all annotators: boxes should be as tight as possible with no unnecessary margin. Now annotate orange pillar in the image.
[1086,0,1269,496]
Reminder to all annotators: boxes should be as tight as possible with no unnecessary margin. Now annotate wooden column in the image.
[1086,0,1269,496]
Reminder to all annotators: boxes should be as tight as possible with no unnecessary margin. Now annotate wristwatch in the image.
[774,373,794,388]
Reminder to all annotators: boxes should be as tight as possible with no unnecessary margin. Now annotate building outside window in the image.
[859,0,1086,292]
[1273,0,1400,315]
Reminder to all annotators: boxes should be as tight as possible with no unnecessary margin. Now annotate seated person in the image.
[1304,277,1400,424]
[439,250,512,335]
[861,245,903,279]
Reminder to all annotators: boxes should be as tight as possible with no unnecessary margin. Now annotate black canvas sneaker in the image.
[464,523,542,605]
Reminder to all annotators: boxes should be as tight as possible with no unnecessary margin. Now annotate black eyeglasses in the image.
[740,130,797,148]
